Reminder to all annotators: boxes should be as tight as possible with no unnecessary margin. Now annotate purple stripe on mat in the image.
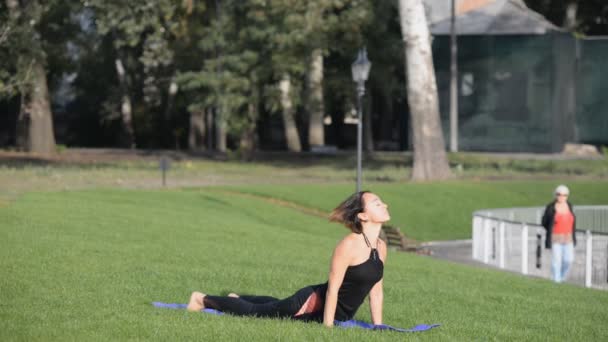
[152,302,223,315]
[152,302,439,332]
[335,319,440,332]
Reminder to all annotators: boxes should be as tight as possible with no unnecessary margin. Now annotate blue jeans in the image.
[551,242,574,283]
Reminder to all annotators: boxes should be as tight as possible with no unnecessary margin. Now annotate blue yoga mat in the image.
[152,302,440,333]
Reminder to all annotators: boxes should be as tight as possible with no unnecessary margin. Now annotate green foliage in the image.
[173,0,373,139]
[524,0,608,35]
[84,0,180,104]
[0,0,53,98]
[1,189,607,340]
[2,0,607,150]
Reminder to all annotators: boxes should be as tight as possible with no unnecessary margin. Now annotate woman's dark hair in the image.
[329,191,370,234]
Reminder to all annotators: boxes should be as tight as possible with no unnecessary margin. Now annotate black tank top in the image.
[333,247,384,321]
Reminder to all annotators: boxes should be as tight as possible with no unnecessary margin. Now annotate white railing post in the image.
[521,224,528,275]
[472,216,480,260]
[585,230,592,288]
[499,221,505,269]
[484,217,491,264]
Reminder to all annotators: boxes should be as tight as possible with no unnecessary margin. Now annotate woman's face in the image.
[556,192,569,204]
[359,193,390,223]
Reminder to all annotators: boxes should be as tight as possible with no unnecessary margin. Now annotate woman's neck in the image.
[362,223,382,245]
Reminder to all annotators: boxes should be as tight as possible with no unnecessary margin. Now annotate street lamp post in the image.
[351,48,371,193]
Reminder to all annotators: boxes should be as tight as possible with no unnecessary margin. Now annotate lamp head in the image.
[351,48,371,84]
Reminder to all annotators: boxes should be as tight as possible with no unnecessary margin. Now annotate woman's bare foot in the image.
[187,291,206,312]
[228,293,239,298]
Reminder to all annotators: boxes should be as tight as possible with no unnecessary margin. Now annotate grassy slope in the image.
[225,181,608,241]
[1,189,607,341]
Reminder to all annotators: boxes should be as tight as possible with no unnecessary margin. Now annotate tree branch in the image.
[0,25,10,45]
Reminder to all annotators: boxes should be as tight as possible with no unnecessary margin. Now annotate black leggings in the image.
[203,284,325,319]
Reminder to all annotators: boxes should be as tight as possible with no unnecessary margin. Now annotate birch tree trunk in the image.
[279,74,302,152]
[398,0,452,180]
[115,58,136,148]
[188,109,206,151]
[7,0,56,155]
[307,49,325,147]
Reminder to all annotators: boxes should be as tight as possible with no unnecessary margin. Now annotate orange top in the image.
[553,211,574,235]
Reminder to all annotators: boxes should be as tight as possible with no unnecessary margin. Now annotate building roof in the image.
[428,0,562,35]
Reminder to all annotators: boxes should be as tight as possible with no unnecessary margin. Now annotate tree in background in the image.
[524,0,608,35]
[300,1,373,150]
[177,0,267,155]
[84,0,185,149]
[0,0,455,159]
[1,0,60,155]
[362,1,405,152]
[398,0,452,180]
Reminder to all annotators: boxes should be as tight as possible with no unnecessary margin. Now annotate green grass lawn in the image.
[221,181,608,241]
[2,188,607,341]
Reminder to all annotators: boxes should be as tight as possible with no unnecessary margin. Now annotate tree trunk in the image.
[398,0,452,181]
[364,92,374,151]
[206,107,214,149]
[188,109,206,151]
[164,81,178,120]
[215,105,227,152]
[239,102,258,161]
[15,98,28,151]
[379,90,395,149]
[279,74,301,152]
[307,49,325,148]
[115,58,136,149]
[26,62,56,154]
[563,2,577,31]
[7,0,56,155]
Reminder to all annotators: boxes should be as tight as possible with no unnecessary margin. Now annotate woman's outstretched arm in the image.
[369,239,387,325]
[369,280,383,324]
[323,238,352,327]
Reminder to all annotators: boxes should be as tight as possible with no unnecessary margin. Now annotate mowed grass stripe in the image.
[1,189,607,341]
[223,180,608,241]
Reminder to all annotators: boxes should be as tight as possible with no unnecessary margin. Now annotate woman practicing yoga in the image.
[187,191,389,327]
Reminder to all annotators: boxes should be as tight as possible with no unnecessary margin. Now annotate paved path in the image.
[422,239,486,267]
[423,239,608,290]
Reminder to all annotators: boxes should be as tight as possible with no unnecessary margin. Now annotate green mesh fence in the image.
[576,38,608,146]
[432,34,607,152]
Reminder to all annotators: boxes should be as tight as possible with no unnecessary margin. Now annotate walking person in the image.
[542,185,576,283]
[187,191,389,326]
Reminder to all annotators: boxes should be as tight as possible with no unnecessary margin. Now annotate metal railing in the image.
[472,206,608,290]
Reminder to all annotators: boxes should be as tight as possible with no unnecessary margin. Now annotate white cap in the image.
[554,184,570,196]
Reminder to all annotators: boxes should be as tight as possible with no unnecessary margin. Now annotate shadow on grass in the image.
[2,148,605,178]
[247,152,412,172]
[0,149,413,172]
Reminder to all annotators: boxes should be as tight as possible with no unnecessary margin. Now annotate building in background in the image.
[428,0,608,152]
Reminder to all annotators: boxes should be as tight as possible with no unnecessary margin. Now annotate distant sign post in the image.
[159,157,171,187]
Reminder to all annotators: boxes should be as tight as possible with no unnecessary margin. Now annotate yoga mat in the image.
[152,302,439,332]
